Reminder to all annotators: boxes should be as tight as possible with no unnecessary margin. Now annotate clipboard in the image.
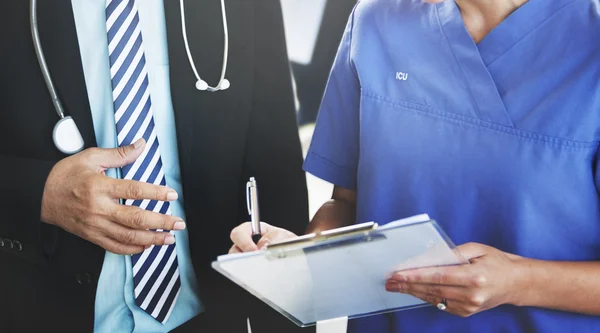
[212,214,468,327]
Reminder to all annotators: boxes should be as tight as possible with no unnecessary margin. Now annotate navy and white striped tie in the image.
[106,0,180,323]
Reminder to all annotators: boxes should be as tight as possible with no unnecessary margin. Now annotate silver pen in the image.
[246,177,262,243]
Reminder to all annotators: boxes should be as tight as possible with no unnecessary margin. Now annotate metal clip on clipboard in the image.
[266,222,386,259]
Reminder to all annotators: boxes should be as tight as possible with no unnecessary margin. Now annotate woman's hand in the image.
[229,222,298,253]
[385,242,525,317]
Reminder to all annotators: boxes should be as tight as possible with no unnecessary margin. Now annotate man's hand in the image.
[41,139,186,255]
[229,222,297,253]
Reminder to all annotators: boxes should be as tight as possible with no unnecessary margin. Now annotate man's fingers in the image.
[96,236,146,255]
[89,138,146,169]
[111,229,175,247]
[111,225,175,247]
[112,205,186,231]
[94,217,177,246]
[109,179,178,202]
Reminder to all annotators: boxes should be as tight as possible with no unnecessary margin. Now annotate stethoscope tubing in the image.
[29,0,230,155]
[180,0,230,91]
[30,0,66,120]
[31,0,230,121]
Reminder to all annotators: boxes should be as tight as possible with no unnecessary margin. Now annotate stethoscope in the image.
[30,0,231,155]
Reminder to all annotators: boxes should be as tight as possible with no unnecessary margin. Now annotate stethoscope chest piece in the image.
[31,0,84,156]
[53,116,84,155]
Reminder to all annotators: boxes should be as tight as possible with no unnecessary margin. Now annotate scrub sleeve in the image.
[304,6,360,191]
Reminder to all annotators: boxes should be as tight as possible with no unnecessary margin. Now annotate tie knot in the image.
[106,0,136,18]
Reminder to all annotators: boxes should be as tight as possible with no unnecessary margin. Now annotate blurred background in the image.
[280,0,356,220]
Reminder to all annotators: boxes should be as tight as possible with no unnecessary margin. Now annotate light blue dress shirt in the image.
[71,1,203,332]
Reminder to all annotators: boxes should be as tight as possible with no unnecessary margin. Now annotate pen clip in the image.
[246,181,252,216]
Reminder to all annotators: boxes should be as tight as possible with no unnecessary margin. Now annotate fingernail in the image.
[133,138,145,149]
[167,190,178,201]
[173,221,186,230]
[165,235,175,245]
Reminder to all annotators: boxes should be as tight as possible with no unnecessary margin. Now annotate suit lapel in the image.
[37,0,97,148]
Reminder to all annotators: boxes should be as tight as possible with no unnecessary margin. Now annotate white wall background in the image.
[281,0,328,66]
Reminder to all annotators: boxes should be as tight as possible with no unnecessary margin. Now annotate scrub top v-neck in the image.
[304,0,600,332]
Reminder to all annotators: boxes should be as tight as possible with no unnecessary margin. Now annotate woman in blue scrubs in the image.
[231,0,600,331]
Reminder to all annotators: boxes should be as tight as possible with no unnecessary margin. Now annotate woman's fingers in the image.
[230,222,271,252]
[399,290,475,317]
[229,222,298,253]
[391,265,471,287]
[229,245,243,254]
[385,280,470,302]
[257,225,297,249]
[230,222,259,252]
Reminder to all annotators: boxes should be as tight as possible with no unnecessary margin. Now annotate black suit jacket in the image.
[0,1,311,332]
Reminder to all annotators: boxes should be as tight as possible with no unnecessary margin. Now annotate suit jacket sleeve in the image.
[0,155,59,264]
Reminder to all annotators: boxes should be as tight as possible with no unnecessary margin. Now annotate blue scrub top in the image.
[304,0,600,332]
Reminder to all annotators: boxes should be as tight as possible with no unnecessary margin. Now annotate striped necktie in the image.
[106,0,180,323]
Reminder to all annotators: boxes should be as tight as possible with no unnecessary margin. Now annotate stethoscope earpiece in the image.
[182,0,231,93]
[196,80,209,91]
[31,0,232,155]
[218,79,230,90]
[196,78,230,91]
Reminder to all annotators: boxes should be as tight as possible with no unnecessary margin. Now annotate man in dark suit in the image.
[0,0,311,332]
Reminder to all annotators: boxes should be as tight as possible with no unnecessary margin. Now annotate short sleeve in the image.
[303,5,361,190]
